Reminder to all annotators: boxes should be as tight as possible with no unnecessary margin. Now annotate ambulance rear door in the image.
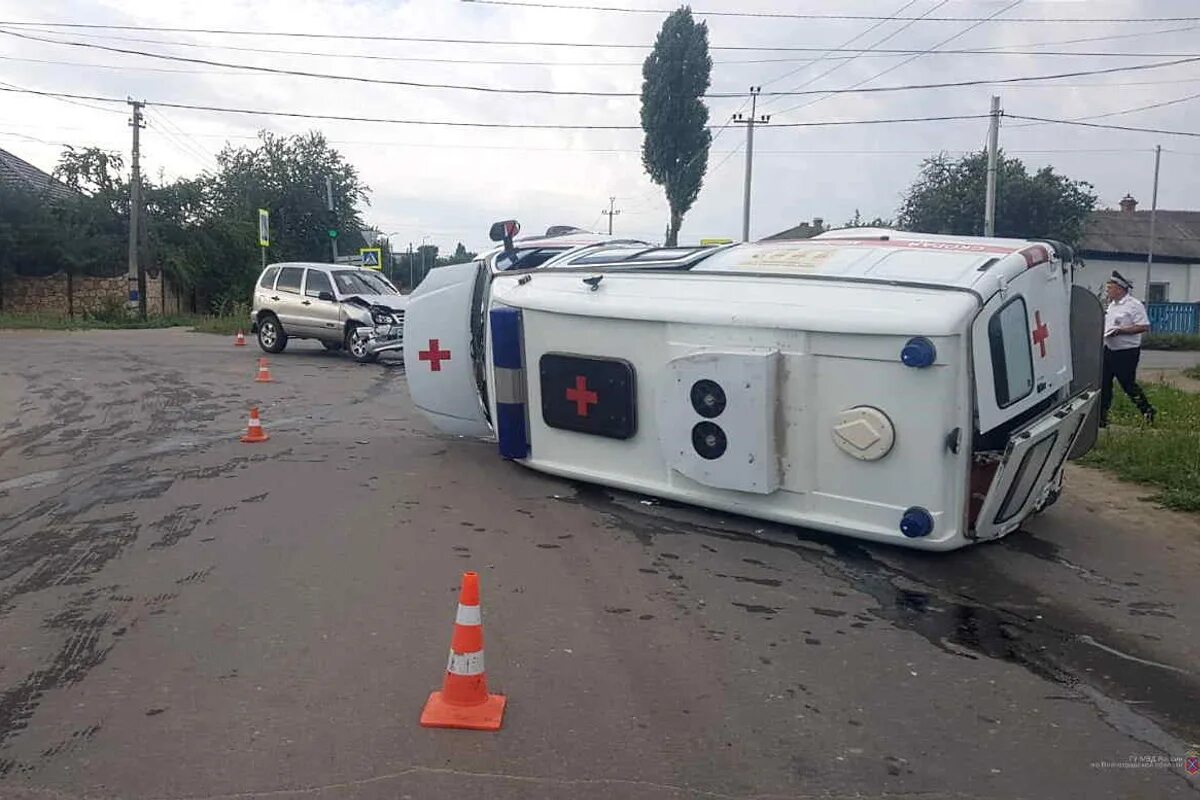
[971,245,1072,434]
[971,389,1096,540]
[402,260,493,437]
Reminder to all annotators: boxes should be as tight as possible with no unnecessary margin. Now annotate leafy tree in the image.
[640,6,712,246]
[843,209,893,228]
[897,150,1097,246]
[204,130,370,309]
[0,184,61,279]
[445,242,477,265]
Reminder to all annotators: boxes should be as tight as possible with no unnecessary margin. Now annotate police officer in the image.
[1100,270,1156,427]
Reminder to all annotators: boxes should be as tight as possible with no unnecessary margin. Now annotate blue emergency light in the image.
[900,336,937,368]
[899,506,934,538]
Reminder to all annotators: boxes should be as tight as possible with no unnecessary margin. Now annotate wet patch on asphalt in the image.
[561,483,1200,759]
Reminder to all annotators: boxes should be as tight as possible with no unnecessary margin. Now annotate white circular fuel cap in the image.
[832,406,895,461]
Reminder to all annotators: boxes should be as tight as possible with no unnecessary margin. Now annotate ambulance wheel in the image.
[257,314,287,354]
[345,325,378,364]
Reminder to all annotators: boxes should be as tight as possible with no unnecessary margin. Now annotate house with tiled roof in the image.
[1077,194,1200,304]
[0,147,77,202]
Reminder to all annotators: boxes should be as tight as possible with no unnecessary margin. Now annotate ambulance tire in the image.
[345,325,379,364]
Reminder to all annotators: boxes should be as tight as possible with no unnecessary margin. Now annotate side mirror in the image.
[489,220,520,243]
[318,291,335,302]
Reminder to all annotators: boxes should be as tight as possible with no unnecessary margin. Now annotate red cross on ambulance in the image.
[418,338,452,371]
[1031,311,1050,358]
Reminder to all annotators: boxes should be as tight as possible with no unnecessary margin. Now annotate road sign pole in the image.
[326,176,338,263]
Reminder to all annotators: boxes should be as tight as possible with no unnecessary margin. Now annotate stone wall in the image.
[144,271,186,316]
[0,272,185,317]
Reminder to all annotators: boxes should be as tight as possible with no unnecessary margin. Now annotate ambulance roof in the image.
[541,229,1064,298]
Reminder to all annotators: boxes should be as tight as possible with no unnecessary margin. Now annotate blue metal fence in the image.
[1148,302,1200,335]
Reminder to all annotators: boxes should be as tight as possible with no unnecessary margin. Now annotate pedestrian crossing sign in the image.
[359,247,382,270]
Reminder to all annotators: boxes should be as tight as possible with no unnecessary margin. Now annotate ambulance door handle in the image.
[1036,380,1047,392]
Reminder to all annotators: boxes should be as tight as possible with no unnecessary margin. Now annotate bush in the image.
[1185,365,1200,381]
[1143,333,1200,351]
[83,295,133,324]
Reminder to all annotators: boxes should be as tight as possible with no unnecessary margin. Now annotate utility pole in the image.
[602,196,621,235]
[733,87,769,242]
[127,99,146,318]
[408,242,414,290]
[984,95,1001,238]
[326,175,338,263]
[1145,144,1162,300]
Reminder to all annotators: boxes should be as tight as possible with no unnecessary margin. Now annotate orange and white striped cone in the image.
[420,571,506,731]
[239,407,270,443]
[234,330,246,347]
[254,357,273,383]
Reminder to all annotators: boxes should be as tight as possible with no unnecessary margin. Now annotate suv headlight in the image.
[372,311,396,325]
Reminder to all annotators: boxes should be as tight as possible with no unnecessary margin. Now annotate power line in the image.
[8,54,1199,91]
[145,107,220,168]
[457,1,1200,24]
[5,28,1199,100]
[772,0,1022,117]
[759,0,923,93]
[1007,90,1200,130]
[4,18,1199,47]
[11,23,1200,61]
[1005,114,1200,138]
[761,0,949,113]
[0,83,991,129]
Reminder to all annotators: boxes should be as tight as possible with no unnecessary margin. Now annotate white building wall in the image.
[1076,257,1200,303]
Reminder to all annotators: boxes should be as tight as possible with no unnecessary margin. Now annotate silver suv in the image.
[251,262,407,363]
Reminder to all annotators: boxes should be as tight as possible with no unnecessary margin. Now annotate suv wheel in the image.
[257,314,287,353]
[345,325,378,364]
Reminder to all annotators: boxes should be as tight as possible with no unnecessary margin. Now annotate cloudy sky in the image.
[1,0,1197,253]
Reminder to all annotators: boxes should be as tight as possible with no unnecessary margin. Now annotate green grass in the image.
[189,315,247,336]
[1081,381,1200,512]
[0,311,245,335]
[1143,333,1200,351]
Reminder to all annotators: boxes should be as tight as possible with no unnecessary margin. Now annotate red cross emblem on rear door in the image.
[418,338,452,371]
[1031,311,1050,358]
[565,375,599,417]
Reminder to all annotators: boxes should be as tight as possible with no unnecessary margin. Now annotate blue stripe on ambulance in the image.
[489,306,529,460]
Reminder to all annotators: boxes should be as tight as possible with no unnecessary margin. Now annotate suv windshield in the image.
[332,270,398,296]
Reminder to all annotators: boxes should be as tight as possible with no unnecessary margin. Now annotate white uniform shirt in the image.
[1103,293,1150,351]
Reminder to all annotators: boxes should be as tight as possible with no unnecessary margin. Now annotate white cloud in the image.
[1,0,1197,251]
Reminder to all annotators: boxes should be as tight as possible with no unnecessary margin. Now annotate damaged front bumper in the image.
[363,324,405,355]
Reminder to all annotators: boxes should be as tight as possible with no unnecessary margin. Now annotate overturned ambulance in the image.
[404,225,1103,551]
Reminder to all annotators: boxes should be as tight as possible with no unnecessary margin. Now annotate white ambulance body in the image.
[404,227,1102,551]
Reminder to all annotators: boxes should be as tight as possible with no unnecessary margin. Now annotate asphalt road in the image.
[1,329,1197,800]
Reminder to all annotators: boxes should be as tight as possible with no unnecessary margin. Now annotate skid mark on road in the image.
[0,515,140,607]
[0,590,121,755]
[148,505,204,550]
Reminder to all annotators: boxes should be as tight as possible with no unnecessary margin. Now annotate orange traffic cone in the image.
[420,571,506,731]
[254,358,273,383]
[234,330,247,347]
[239,407,270,443]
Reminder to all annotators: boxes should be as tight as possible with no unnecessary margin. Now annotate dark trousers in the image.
[1100,346,1154,420]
